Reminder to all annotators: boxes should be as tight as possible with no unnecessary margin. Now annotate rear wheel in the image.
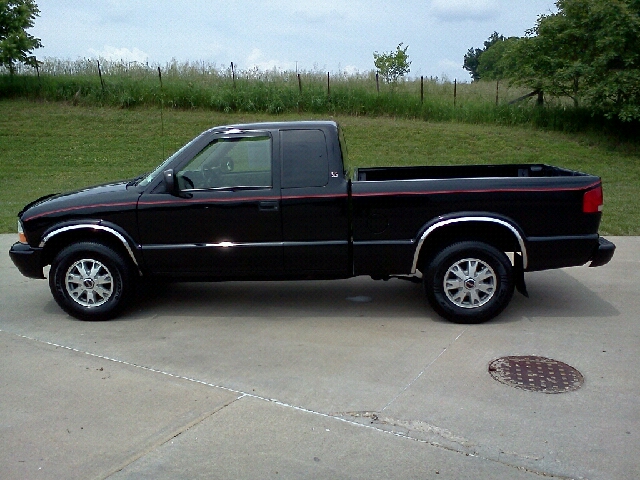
[49,242,132,321]
[424,241,514,323]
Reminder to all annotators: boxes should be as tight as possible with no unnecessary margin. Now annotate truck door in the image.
[280,129,350,275]
[137,132,283,276]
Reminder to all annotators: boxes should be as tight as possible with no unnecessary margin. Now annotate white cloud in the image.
[435,59,467,82]
[439,59,462,71]
[342,65,361,76]
[430,0,499,21]
[246,48,263,65]
[87,46,149,63]
[244,48,295,72]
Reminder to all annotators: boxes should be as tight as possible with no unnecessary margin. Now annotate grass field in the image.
[1,99,638,235]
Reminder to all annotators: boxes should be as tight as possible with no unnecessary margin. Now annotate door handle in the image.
[258,201,279,212]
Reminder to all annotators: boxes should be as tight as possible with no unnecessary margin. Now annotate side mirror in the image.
[163,169,179,196]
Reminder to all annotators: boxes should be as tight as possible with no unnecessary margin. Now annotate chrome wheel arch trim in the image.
[411,216,528,273]
[40,225,140,268]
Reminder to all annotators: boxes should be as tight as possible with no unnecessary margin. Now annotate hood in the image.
[20,180,137,222]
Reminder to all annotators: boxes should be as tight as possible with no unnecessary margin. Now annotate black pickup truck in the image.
[9,121,615,323]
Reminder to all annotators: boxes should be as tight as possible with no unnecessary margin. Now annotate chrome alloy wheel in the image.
[443,258,497,309]
[65,258,114,308]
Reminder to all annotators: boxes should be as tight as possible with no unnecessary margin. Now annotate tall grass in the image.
[1,58,634,134]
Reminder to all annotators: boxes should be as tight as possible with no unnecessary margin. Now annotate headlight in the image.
[18,219,27,244]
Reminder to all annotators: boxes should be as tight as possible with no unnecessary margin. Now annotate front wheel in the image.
[424,241,514,323]
[49,242,132,321]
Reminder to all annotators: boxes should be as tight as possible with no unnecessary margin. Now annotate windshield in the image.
[137,139,197,188]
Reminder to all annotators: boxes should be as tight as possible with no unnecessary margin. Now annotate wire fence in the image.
[2,58,597,131]
[1,57,532,104]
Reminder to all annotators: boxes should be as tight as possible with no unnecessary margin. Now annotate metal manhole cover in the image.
[488,356,584,394]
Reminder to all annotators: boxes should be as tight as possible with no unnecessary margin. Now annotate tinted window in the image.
[281,130,328,188]
[176,136,272,190]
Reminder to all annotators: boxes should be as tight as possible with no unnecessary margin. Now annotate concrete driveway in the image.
[1,234,638,479]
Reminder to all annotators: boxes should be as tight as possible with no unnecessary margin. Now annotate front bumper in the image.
[589,236,616,268]
[9,242,45,279]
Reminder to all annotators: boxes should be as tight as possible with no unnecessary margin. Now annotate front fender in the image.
[39,220,141,271]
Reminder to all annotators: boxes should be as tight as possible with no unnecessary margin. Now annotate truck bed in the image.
[350,162,605,275]
[355,164,586,181]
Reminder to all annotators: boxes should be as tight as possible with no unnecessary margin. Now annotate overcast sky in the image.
[30,0,558,82]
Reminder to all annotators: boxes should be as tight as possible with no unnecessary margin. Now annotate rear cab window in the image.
[281,129,328,189]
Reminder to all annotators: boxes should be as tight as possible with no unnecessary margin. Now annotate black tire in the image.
[49,242,132,321]
[424,241,514,324]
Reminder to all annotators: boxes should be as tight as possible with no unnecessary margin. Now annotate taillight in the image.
[583,185,603,213]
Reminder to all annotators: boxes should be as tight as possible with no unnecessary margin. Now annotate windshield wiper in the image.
[126,173,148,187]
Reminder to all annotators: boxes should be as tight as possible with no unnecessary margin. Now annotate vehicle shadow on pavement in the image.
[126,278,428,320]
[504,269,619,319]
[122,268,618,322]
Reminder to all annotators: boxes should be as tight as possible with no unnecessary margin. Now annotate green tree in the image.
[373,43,411,83]
[463,32,505,81]
[502,0,640,121]
[0,0,42,74]
[477,37,518,81]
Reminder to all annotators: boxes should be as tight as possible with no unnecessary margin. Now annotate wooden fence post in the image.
[298,74,302,94]
[327,72,330,97]
[421,76,424,103]
[157,67,165,160]
[231,62,236,88]
[34,60,41,94]
[454,79,457,107]
[97,60,105,94]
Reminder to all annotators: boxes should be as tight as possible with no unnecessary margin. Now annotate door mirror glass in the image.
[163,169,178,195]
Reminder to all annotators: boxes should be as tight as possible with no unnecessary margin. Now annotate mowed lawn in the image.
[1,99,638,235]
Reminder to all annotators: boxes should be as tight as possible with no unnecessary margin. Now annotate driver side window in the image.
[177,136,272,190]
